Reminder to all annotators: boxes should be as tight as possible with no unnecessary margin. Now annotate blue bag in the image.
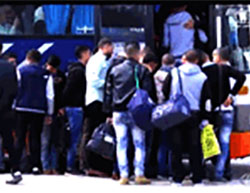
[127,65,155,131]
[151,68,191,130]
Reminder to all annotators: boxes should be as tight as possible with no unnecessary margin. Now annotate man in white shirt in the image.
[82,38,113,174]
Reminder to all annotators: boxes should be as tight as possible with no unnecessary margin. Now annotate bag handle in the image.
[134,65,140,89]
[177,68,183,95]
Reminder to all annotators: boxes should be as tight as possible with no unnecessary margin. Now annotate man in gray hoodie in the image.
[162,49,211,185]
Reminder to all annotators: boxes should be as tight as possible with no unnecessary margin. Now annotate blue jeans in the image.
[215,111,234,178]
[113,111,146,178]
[157,130,172,177]
[66,107,84,170]
[41,121,57,171]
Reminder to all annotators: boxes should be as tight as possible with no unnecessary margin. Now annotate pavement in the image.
[0,156,249,193]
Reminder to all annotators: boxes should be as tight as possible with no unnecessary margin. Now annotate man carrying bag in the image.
[162,50,212,185]
[103,42,156,185]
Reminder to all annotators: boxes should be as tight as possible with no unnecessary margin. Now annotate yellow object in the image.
[135,176,151,185]
[201,124,221,160]
[119,178,129,185]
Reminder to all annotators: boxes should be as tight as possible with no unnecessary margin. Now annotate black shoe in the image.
[32,167,41,175]
[224,172,232,181]
[210,176,228,183]
[6,171,23,185]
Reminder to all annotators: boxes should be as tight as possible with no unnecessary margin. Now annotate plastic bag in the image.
[201,124,221,160]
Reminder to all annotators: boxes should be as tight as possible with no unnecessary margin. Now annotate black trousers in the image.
[13,111,45,171]
[81,101,110,172]
[171,114,203,183]
[0,110,16,169]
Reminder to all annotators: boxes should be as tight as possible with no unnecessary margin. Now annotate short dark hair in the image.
[196,49,208,66]
[75,46,90,59]
[162,54,175,65]
[47,55,61,68]
[184,49,199,63]
[143,52,158,64]
[217,47,230,61]
[124,42,140,57]
[3,52,17,60]
[26,49,41,63]
[98,37,112,48]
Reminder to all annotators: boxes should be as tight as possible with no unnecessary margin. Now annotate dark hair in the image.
[3,52,17,59]
[98,37,112,48]
[75,46,90,59]
[143,52,158,64]
[184,49,199,63]
[162,53,175,65]
[217,46,230,61]
[26,49,41,63]
[124,42,140,57]
[47,55,61,68]
[196,49,208,67]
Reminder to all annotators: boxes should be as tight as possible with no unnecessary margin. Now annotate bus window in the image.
[216,5,250,72]
[0,4,95,36]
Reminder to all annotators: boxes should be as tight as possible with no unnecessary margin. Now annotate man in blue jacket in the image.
[7,49,54,184]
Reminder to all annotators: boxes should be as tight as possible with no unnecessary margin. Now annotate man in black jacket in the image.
[41,55,66,175]
[201,47,246,182]
[0,43,18,178]
[104,42,155,185]
[63,46,91,173]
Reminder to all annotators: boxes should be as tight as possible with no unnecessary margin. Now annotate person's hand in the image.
[45,116,53,125]
[58,108,65,116]
[223,96,233,107]
[106,117,113,125]
[183,19,194,29]
[13,17,20,28]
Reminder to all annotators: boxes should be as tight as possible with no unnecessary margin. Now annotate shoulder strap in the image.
[218,65,222,112]
[177,68,183,94]
[134,65,140,89]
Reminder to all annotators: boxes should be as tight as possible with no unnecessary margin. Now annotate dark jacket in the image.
[202,63,246,110]
[53,70,66,113]
[63,62,86,108]
[104,58,157,113]
[103,55,126,115]
[0,59,17,113]
[15,64,50,114]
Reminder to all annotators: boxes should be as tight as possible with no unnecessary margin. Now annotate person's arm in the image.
[141,68,157,103]
[199,80,212,121]
[46,75,54,115]
[103,67,114,115]
[162,73,172,101]
[227,66,246,96]
[163,21,170,48]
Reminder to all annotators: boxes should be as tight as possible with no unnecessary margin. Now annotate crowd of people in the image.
[0,36,247,186]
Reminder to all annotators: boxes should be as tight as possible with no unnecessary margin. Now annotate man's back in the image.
[202,63,246,109]
[15,64,49,113]
[163,11,194,57]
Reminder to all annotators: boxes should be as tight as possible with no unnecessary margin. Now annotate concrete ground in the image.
[0,156,249,193]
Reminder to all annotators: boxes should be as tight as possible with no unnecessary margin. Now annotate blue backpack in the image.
[127,65,155,131]
[151,68,191,130]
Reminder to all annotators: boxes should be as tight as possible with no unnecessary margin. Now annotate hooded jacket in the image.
[163,63,211,119]
[163,11,194,57]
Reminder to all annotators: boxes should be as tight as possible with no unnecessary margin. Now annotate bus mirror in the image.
[238,86,249,95]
